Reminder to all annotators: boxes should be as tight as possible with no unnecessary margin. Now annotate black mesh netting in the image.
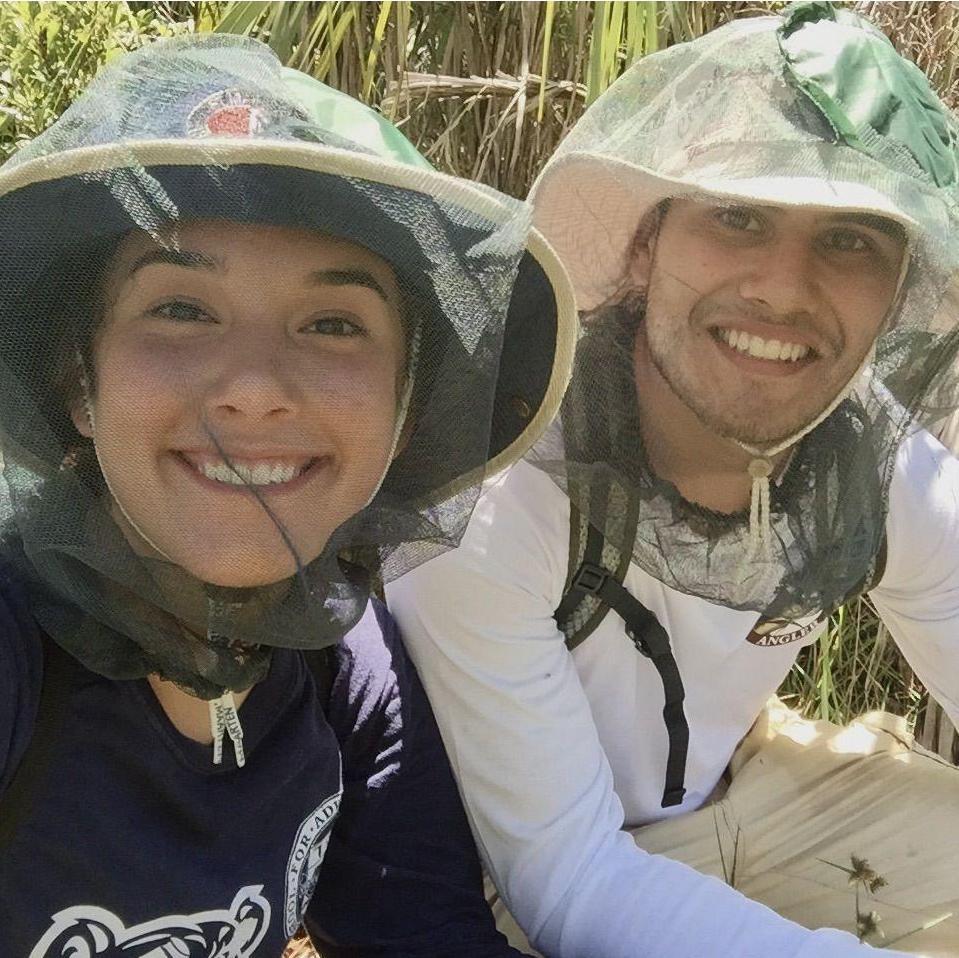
[0,34,572,697]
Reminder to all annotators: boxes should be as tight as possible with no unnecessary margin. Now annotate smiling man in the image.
[388,4,959,957]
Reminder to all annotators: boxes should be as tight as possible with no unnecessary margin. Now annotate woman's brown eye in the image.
[151,301,211,323]
[306,316,364,337]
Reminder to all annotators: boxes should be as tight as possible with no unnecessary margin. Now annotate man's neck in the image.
[633,337,790,514]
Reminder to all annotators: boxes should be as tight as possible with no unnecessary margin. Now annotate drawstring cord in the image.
[745,457,773,560]
[209,691,245,768]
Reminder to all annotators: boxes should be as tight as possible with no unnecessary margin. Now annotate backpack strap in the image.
[0,634,77,850]
[554,486,689,809]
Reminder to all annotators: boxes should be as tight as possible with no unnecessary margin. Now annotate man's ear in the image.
[625,203,666,293]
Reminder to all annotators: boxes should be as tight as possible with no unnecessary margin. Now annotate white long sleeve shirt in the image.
[387,427,959,958]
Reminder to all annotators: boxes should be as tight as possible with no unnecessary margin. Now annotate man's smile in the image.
[712,327,812,363]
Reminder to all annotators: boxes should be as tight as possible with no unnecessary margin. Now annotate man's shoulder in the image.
[405,461,573,605]
[472,460,572,561]
[875,427,959,591]
[888,427,958,513]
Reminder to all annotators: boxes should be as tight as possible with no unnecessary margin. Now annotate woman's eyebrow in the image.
[309,268,390,303]
[126,248,219,277]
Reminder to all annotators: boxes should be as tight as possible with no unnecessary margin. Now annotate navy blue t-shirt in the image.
[0,574,519,957]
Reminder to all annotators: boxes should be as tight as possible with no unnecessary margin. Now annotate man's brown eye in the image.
[716,208,759,232]
[825,230,869,252]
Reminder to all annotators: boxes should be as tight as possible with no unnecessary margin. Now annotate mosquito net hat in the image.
[528,1,959,618]
[0,34,575,698]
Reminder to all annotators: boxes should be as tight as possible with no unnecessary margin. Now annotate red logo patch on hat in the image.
[206,103,256,137]
[188,89,269,138]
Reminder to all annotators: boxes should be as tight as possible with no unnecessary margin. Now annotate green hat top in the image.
[779,0,959,188]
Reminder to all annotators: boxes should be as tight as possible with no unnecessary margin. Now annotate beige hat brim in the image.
[531,153,919,312]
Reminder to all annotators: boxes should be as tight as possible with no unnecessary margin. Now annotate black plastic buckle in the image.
[573,562,608,595]
[661,786,686,808]
[627,629,651,658]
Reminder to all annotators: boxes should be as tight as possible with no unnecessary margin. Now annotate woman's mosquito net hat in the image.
[0,34,575,697]
[528,1,959,618]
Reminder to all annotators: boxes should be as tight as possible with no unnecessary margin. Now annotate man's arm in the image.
[304,600,524,958]
[387,462,907,958]
[870,428,959,729]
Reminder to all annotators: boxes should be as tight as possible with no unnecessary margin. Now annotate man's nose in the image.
[736,238,823,318]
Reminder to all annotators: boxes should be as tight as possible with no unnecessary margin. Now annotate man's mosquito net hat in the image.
[528,1,959,617]
[0,34,575,697]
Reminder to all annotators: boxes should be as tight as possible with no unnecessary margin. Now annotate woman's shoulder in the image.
[0,549,44,792]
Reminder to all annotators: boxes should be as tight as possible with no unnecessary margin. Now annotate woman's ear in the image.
[69,396,94,439]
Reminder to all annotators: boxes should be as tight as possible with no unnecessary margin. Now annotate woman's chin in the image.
[108,502,336,588]
[175,547,321,588]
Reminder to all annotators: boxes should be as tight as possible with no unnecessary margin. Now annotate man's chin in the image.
[711,413,820,449]
[688,396,823,449]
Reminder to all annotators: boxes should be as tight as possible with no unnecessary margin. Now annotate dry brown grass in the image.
[283,933,319,958]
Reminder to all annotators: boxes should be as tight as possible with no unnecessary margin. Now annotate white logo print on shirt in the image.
[29,885,270,958]
[284,789,342,936]
[746,608,827,647]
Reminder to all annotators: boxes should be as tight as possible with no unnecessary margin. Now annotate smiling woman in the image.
[0,33,574,958]
[81,222,409,588]
[0,35,574,699]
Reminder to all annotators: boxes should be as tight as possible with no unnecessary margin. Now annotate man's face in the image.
[636,199,907,446]
[73,220,407,587]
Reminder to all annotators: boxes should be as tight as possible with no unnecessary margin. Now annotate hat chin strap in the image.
[362,322,421,510]
[735,342,876,561]
[75,348,177,564]
[733,246,911,562]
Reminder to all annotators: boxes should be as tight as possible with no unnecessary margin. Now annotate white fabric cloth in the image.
[386,427,959,958]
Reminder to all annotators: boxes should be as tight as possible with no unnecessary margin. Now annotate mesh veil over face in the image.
[0,35,574,698]
[528,1,959,619]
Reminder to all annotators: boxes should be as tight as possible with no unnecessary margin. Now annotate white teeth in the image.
[193,459,306,486]
[761,338,781,360]
[716,328,810,363]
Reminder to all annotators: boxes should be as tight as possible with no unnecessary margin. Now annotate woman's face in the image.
[72,220,407,587]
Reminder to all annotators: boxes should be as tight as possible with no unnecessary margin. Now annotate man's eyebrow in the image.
[126,248,220,277]
[826,212,908,242]
[309,268,391,302]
